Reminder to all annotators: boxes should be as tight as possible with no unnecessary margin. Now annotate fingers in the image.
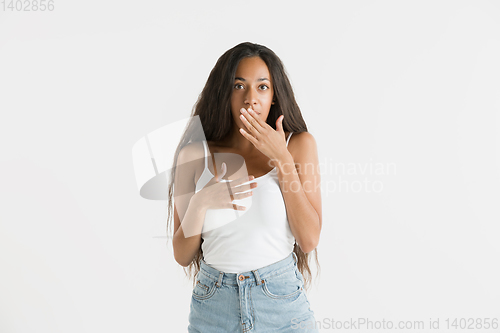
[231,182,257,192]
[240,112,260,133]
[231,203,247,211]
[229,176,258,193]
[241,107,263,130]
[216,162,227,182]
[234,175,256,186]
[230,191,253,201]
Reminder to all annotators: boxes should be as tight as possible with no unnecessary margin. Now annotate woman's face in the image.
[230,56,274,127]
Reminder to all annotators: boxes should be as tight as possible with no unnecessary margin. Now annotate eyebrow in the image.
[234,77,271,82]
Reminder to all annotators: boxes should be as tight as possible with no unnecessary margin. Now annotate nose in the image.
[244,87,258,107]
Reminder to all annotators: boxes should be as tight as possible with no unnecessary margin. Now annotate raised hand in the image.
[238,107,288,165]
[196,163,258,211]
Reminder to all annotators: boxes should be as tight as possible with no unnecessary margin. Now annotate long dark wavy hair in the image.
[166,42,320,291]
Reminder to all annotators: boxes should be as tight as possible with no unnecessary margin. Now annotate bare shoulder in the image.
[289,131,316,143]
[178,141,205,161]
[287,132,317,161]
[176,141,206,183]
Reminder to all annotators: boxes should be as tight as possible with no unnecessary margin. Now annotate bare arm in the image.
[276,132,322,253]
[172,142,258,266]
[172,143,207,267]
[173,194,207,267]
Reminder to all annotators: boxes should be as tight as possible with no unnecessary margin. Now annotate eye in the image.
[259,85,270,91]
[234,83,244,90]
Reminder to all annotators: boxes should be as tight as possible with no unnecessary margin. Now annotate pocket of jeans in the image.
[192,272,217,301]
[261,268,303,299]
[295,267,305,284]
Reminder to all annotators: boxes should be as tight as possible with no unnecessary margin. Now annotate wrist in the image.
[273,152,294,170]
[272,154,296,179]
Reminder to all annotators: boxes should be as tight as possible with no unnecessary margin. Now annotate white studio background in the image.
[1,1,499,332]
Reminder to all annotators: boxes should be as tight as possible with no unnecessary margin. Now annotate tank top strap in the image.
[201,140,209,169]
[286,132,293,147]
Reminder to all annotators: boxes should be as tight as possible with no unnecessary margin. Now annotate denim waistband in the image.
[199,251,298,287]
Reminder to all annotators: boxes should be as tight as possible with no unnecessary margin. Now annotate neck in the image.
[224,125,257,154]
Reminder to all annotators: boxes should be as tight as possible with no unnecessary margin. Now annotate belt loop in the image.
[216,271,223,288]
[252,269,262,285]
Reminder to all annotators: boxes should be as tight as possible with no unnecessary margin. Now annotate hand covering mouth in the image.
[248,107,261,115]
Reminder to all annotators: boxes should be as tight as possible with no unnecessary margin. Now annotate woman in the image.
[166,42,322,332]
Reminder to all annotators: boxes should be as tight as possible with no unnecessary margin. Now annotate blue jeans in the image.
[188,251,319,332]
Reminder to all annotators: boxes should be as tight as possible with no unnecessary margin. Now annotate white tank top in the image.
[194,133,295,273]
